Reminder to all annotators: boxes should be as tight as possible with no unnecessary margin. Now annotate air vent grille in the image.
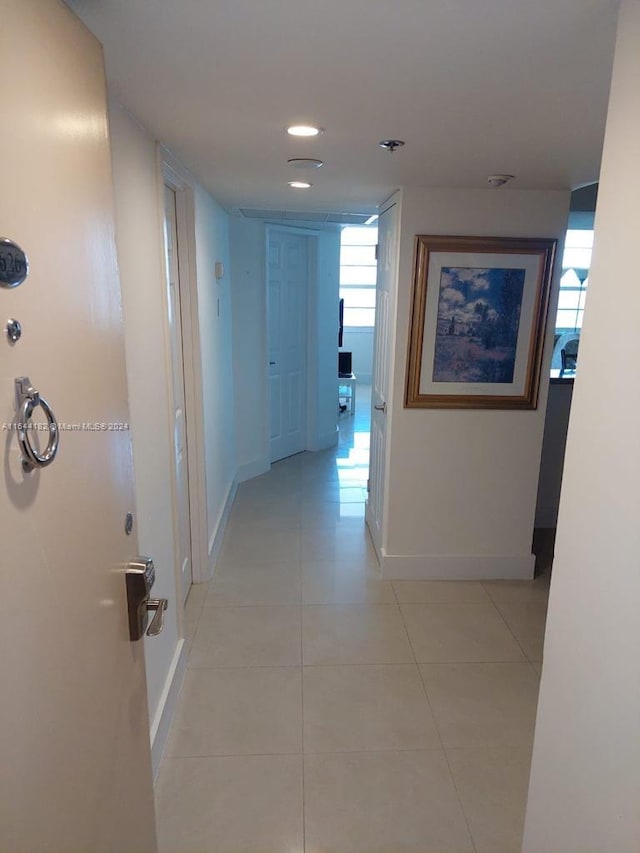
[238,209,372,225]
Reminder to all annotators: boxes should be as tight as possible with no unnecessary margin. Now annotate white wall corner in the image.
[380,551,535,581]
[207,477,238,576]
[150,639,187,781]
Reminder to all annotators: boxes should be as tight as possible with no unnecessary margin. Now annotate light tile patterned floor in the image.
[155,387,551,852]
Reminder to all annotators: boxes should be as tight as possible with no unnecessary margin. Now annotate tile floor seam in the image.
[412,638,481,852]
[397,601,422,667]
[159,744,496,760]
[203,604,302,609]
[301,602,402,610]
[416,664,447,752]
[187,657,540,670]
[302,662,419,670]
[440,741,480,853]
[186,663,304,670]
[414,653,478,849]
[303,745,454,755]
[484,591,535,664]
[415,659,539,669]
[444,744,534,755]
[161,750,304,759]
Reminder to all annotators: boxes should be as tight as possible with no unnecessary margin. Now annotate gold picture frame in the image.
[405,235,557,409]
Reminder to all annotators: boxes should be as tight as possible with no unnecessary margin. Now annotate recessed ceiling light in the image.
[288,181,313,189]
[378,139,405,152]
[487,174,515,188]
[287,158,324,169]
[287,125,322,137]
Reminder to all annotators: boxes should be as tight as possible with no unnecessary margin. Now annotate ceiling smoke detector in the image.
[378,139,405,153]
[287,158,324,169]
[487,174,515,188]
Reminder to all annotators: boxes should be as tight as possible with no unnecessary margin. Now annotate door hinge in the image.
[374,244,379,261]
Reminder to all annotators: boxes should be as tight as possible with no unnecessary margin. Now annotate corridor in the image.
[155,390,550,852]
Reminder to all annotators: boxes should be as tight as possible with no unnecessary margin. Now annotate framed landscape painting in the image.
[405,235,557,409]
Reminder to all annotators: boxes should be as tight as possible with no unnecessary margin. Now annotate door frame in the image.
[264,224,319,464]
[158,149,208,587]
[365,191,401,560]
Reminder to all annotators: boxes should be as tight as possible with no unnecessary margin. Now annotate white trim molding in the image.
[208,478,238,577]
[158,147,209,586]
[380,550,535,580]
[150,639,187,780]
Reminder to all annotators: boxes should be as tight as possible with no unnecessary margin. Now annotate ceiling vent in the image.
[237,209,374,225]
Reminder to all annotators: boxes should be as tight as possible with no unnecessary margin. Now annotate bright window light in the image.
[555,228,594,335]
[340,225,378,328]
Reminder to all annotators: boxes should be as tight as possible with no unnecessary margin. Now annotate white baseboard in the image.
[207,478,238,575]
[236,457,270,483]
[150,639,187,781]
[381,551,535,580]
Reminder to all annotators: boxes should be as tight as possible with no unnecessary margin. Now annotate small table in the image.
[338,373,356,417]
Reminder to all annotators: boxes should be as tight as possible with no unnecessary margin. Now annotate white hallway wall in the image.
[523,2,640,849]
[109,103,236,765]
[311,230,342,450]
[192,186,237,561]
[230,216,339,479]
[230,217,268,480]
[383,187,570,580]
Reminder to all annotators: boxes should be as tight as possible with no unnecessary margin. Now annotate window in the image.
[340,225,378,327]
[555,229,593,333]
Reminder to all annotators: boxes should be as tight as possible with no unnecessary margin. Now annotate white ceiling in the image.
[70,0,619,214]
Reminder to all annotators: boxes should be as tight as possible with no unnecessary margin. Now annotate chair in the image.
[560,338,579,372]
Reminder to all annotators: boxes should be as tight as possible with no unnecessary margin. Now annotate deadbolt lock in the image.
[125,557,168,641]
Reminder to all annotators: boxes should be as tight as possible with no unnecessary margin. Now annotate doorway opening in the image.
[161,159,209,603]
[163,183,193,603]
[267,228,309,463]
[337,223,378,516]
[533,183,597,574]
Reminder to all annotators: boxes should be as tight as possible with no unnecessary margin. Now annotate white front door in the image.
[268,231,308,462]
[163,185,193,603]
[366,199,400,550]
[0,3,156,850]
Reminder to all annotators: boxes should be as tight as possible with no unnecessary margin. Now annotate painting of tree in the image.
[432,266,525,383]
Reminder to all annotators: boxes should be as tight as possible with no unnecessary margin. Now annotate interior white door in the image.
[0,3,157,850]
[366,200,399,549]
[163,185,193,603]
[268,231,308,462]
